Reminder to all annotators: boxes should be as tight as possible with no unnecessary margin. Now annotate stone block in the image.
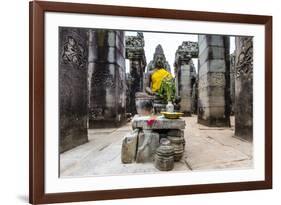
[121,129,139,163]
[107,30,116,47]
[199,59,226,77]
[136,130,160,163]
[132,115,186,130]
[199,35,224,52]
[199,46,226,64]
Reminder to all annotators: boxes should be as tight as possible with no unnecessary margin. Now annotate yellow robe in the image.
[151,68,172,92]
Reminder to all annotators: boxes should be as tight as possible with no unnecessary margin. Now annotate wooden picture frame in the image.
[29,1,272,204]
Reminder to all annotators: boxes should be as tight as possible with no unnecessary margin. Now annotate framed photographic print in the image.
[29,1,272,204]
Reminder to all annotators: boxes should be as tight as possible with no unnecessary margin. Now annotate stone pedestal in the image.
[88,29,127,128]
[197,35,231,127]
[59,27,89,153]
[174,41,199,116]
[121,115,186,165]
[234,37,253,141]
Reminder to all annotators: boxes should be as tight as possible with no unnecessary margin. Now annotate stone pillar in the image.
[174,41,198,116]
[234,37,253,141]
[230,53,236,115]
[125,32,146,114]
[197,35,231,127]
[59,27,88,153]
[88,29,126,128]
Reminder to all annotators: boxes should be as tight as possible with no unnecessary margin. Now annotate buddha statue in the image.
[145,45,180,113]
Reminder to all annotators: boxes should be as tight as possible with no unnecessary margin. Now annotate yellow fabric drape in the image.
[151,68,172,92]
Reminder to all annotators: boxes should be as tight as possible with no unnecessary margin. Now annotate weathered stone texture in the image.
[132,115,186,130]
[88,29,126,128]
[136,130,160,163]
[197,35,231,127]
[121,129,139,163]
[174,41,198,116]
[234,37,253,141]
[230,53,236,114]
[59,27,89,153]
[125,32,147,114]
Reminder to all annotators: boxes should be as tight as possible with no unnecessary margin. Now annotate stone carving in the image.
[147,44,171,72]
[59,27,88,153]
[89,107,103,120]
[61,32,87,68]
[174,41,199,68]
[236,37,253,79]
[198,73,225,89]
[125,32,147,114]
[234,37,253,141]
[91,69,115,88]
[125,32,146,60]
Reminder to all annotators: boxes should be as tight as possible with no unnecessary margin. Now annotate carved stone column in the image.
[197,35,231,127]
[234,37,253,141]
[174,41,198,116]
[230,53,236,115]
[88,29,126,128]
[125,32,146,114]
[59,27,89,153]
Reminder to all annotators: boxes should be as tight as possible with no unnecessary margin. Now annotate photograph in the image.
[58,27,254,177]
[29,1,272,203]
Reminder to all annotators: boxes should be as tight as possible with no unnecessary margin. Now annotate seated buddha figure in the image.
[145,53,176,103]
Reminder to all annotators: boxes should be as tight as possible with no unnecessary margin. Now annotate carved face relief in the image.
[155,55,165,68]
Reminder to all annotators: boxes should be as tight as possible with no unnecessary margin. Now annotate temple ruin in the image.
[59,28,253,174]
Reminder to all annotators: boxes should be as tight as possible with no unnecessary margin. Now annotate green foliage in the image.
[157,76,176,102]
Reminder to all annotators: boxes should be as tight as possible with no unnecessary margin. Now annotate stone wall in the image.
[88,29,126,128]
[197,35,231,127]
[234,37,253,141]
[59,27,89,153]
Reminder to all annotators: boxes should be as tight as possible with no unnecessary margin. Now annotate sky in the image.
[125,31,236,76]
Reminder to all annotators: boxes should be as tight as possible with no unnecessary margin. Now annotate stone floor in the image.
[60,115,253,177]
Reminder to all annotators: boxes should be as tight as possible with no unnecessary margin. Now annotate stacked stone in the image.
[121,115,186,171]
[88,29,127,128]
[167,129,185,161]
[125,32,147,114]
[154,139,175,171]
[174,41,198,116]
[197,35,231,127]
